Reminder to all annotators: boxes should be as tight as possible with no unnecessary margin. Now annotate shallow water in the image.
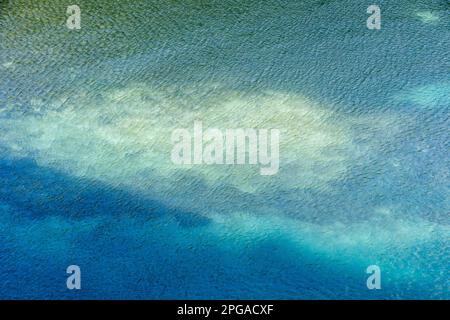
[0,0,449,299]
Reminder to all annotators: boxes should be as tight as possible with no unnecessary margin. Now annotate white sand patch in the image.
[0,83,403,217]
[416,11,440,24]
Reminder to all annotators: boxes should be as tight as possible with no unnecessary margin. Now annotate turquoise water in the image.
[0,0,449,299]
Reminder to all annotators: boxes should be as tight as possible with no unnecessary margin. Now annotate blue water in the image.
[0,0,449,299]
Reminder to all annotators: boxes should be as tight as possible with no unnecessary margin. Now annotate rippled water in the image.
[0,0,449,299]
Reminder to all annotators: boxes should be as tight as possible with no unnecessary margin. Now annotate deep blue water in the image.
[0,0,449,299]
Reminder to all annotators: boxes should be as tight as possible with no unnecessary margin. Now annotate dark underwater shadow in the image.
[0,156,210,228]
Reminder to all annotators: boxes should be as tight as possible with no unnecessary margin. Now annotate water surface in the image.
[0,0,449,299]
